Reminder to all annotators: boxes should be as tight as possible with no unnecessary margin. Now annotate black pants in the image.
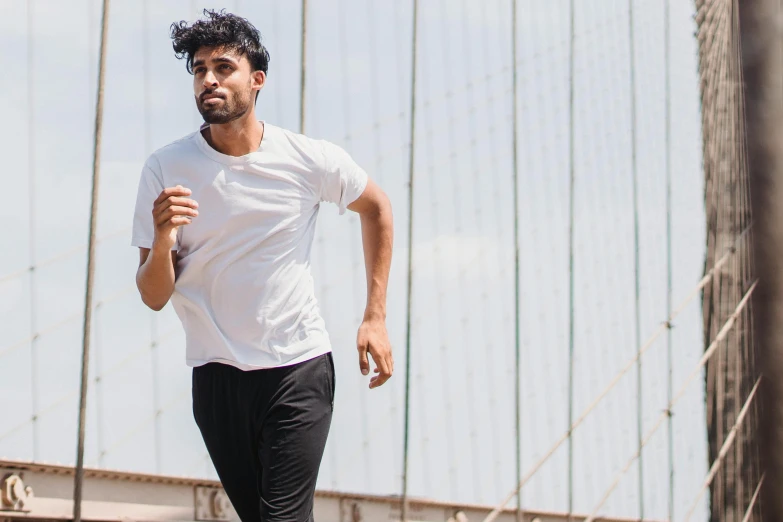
[192,353,335,521]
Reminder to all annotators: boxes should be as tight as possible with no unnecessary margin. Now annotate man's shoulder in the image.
[144,131,201,171]
[267,124,359,174]
[155,131,201,158]
[267,123,324,150]
[274,124,356,158]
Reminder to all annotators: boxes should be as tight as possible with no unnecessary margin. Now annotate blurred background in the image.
[0,1,761,521]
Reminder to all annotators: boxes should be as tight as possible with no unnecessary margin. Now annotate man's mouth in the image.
[201,93,225,103]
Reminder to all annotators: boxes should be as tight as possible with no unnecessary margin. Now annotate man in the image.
[131,9,394,521]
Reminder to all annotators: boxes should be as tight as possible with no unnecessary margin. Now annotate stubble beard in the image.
[197,89,252,125]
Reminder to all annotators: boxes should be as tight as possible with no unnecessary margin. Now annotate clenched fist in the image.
[152,185,199,250]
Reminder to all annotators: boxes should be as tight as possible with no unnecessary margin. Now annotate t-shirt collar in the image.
[195,120,268,165]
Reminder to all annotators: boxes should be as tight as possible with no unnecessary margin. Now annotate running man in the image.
[131,9,394,521]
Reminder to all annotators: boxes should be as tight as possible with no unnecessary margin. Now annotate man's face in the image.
[192,46,264,124]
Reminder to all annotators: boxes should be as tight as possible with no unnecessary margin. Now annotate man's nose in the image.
[202,70,218,89]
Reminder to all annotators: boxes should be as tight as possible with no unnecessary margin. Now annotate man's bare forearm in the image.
[360,195,393,322]
[136,243,177,311]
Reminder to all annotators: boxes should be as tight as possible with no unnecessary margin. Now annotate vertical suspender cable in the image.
[510,0,522,519]
[401,0,419,520]
[664,0,674,520]
[628,0,644,518]
[87,0,105,469]
[567,0,576,519]
[95,302,105,466]
[27,0,39,463]
[299,0,307,134]
[142,0,162,475]
[73,0,110,520]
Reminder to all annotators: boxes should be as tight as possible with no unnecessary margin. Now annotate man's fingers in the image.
[370,348,390,376]
[153,198,199,218]
[358,344,370,376]
[169,216,193,226]
[164,196,199,209]
[369,372,391,388]
[368,348,392,389]
[164,205,199,218]
[155,206,199,226]
[154,185,192,205]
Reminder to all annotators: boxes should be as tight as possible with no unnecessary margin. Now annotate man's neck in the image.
[202,111,264,157]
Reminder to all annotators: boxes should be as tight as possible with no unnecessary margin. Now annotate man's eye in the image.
[219,64,232,71]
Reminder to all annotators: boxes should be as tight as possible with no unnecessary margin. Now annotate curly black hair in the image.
[170,9,270,75]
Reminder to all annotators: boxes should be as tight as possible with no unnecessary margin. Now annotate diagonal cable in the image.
[683,378,762,521]
[740,473,765,522]
[582,280,758,522]
[481,230,752,522]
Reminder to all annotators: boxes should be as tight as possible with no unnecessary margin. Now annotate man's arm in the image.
[137,247,178,311]
[347,178,394,389]
[136,186,198,311]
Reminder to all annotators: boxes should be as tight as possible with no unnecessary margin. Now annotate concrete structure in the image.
[0,459,649,522]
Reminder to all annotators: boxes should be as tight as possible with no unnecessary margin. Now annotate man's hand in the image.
[357,318,393,389]
[153,185,199,250]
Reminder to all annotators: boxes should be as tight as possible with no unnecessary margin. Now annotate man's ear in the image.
[252,70,266,93]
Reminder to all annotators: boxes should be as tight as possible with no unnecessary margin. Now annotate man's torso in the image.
[135,123,338,369]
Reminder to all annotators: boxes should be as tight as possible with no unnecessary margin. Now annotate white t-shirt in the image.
[131,122,368,370]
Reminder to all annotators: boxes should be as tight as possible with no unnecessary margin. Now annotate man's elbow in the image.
[136,275,170,311]
[143,298,167,312]
[380,191,393,217]
[139,289,168,312]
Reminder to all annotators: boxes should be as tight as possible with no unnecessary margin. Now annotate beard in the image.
[197,88,252,124]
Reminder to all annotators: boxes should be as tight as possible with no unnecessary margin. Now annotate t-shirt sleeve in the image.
[131,157,177,250]
[318,140,369,215]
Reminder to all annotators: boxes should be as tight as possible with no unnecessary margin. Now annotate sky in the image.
[0,0,709,519]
